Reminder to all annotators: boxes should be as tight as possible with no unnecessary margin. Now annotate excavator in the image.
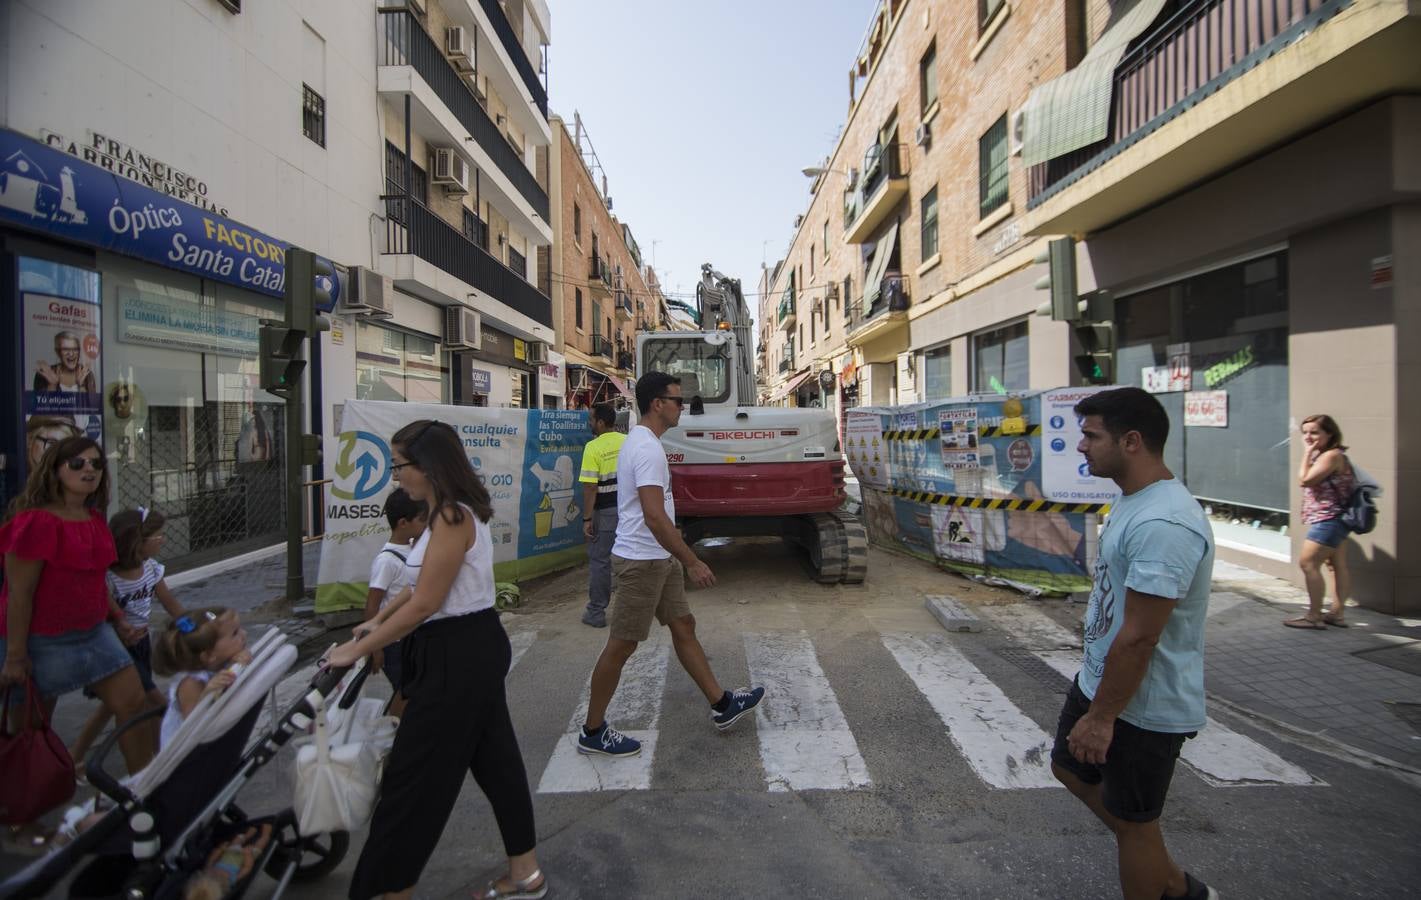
[633,263,868,584]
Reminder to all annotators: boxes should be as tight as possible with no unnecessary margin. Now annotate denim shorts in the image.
[1306,517,1351,548]
[0,621,135,702]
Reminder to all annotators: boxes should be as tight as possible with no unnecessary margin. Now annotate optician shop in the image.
[1,128,339,572]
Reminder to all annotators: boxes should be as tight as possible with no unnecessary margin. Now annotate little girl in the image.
[70,506,186,766]
[152,606,252,748]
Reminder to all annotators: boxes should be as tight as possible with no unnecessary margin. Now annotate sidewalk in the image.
[1203,560,1421,774]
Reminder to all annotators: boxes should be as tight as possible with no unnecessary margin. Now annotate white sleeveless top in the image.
[406,503,495,622]
[160,670,213,748]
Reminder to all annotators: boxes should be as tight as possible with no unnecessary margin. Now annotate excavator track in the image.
[789,510,868,584]
[833,510,869,584]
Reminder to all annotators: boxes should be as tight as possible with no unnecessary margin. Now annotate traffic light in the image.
[1072,294,1116,385]
[1034,237,1078,321]
[259,322,305,396]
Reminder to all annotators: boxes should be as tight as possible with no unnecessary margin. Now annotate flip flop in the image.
[473,869,547,900]
[1283,617,1327,630]
[1323,615,1349,628]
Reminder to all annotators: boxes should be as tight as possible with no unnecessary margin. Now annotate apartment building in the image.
[0,0,553,571]
[766,0,1421,610]
[549,113,658,409]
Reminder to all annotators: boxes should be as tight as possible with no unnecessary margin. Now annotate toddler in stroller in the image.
[0,624,371,900]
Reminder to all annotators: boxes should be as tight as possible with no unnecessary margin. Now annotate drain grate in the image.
[996,647,1073,693]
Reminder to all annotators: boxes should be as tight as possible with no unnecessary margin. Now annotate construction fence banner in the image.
[315,399,592,613]
[844,388,1119,594]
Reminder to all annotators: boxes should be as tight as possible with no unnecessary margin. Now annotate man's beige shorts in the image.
[609,554,691,641]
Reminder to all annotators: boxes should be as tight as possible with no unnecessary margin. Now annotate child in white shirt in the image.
[363,489,426,718]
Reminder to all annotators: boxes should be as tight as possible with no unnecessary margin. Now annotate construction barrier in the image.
[845,388,1119,594]
[315,399,592,613]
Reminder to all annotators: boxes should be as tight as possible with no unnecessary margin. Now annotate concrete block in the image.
[925,595,982,633]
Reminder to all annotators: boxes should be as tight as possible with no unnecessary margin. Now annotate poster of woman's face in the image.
[25,292,102,422]
[25,415,82,468]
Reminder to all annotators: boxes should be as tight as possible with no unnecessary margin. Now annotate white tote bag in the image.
[293,697,397,835]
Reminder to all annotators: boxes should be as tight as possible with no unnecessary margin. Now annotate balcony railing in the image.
[476,0,548,119]
[615,293,633,322]
[778,357,792,374]
[589,255,613,293]
[379,9,548,220]
[591,334,613,358]
[617,350,635,371]
[849,274,910,333]
[1028,0,1336,205]
[843,143,909,243]
[384,194,551,326]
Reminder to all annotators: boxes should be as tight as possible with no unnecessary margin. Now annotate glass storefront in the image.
[923,343,952,401]
[99,253,288,570]
[972,320,1029,394]
[354,320,447,403]
[1115,251,1290,545]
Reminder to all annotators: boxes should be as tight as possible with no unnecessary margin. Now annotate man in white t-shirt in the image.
[575,372,765,758]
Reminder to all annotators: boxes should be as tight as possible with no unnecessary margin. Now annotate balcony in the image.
[379,10,548,221]
[591,334,613,359]
[617,350,635,371]
[384,194,552,327]
[847,274,910,347]
[778,357,793,374]
[475,0,548,119]
[843,143,909,244]
[777,287,797,332]
[1025,0,1421,234]
[615,293,633,323]
[589,256,613,296]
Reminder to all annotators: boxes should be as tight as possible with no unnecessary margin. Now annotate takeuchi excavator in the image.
[633,263,868,584]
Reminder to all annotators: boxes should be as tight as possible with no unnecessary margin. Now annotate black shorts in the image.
[381,638,407,694]
[1050,678,1194,823]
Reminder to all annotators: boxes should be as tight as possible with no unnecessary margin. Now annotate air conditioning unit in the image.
[1010,108,1026,157]
[343,266,395,317]
[914,122,931,148]
[445,26,476,74]
[847,167,859,188]
[794,214,804,228]
[826,282,840,301]
[444,304,481,349]
[525,340,549,365]
[432,148,470,195]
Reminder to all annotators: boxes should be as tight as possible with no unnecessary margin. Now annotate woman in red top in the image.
[0,436,155,774]
[1286,414,1356,629]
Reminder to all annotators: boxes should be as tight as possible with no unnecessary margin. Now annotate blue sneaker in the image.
[577,723,641,757]
[711,686,765,731]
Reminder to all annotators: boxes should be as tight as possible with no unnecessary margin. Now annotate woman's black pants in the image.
[349,608,536,899]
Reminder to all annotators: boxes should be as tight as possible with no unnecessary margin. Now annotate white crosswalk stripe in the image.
[508,629,536,674]
[743,631,872,791]
[882,632,1059,789]
[536,633,671,793]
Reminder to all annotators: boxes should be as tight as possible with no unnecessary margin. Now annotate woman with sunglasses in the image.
[326,420,546,900]
[1,437,156,783]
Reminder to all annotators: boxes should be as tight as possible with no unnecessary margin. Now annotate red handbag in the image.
[0,679,76,825]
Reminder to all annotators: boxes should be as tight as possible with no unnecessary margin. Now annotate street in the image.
[211,539,1421,899]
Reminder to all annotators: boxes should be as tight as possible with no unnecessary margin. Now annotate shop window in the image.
[924,343,951,399]
[921,186,939,260]
[1115,251,1290,544]
[355,320,446,404]
[979,115,1009,218]
[972,320,1029,394]
[920,41,938,114]
[302,84,325,147]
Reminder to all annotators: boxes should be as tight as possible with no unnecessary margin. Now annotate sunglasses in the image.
[390,461,416,472]
[657,395,685,407]
[65,457,105,472]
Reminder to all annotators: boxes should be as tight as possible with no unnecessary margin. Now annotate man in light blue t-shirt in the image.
[1051,387,1218,900]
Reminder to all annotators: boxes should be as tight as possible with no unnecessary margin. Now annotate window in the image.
[843,275,852,320]
[823,221,829,259]
[384,141,427,224]
[978,114,1009,218]
[508,246,526,278]
[972,320,1029,394]
[302,84,325,147]
[979,0,1005,31]
[355,321,446,404]
[642,337,734,403]
[575,288,584,330]
[573,203,582,243]
[919,41,938,115]
[924,344,951,399]
[810,244,815,277]
[920,187,939,261]
[810,303,817,345]
[461,208,488,250]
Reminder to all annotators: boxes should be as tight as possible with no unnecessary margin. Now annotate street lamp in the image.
[801,165,849,178]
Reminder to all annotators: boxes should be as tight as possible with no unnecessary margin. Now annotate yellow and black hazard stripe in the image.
[977,424,1043,438]
[888,487,1110,515]
[882,428,941,441]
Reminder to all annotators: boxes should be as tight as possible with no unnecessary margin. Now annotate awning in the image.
[862,221,899,313]
[770,368,815,402]
[607,375,632,398]
[1020,0,1171,167]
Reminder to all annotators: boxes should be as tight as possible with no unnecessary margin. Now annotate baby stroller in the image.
[0,626,370,900]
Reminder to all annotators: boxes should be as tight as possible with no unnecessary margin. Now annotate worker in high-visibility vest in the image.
[579,403,626,628]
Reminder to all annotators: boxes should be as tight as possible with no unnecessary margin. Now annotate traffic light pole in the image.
[284,249,312,603]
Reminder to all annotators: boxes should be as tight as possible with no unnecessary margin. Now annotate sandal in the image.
[474,869,547,900]
[1323,614,1349,628]
[1283,617,1327,630]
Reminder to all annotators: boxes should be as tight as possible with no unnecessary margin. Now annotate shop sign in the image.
[473,323,530,368]
[1040,386,1119,503]
[0,130,340,309]
[990,220,1022,256]
[22,290,104,450]
[540,349,566,386]
[1202,346,1255,388]
[116,289,259,357]
[470,367,493,394]
[1184,390,1228,427]
[40,129,229,216]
